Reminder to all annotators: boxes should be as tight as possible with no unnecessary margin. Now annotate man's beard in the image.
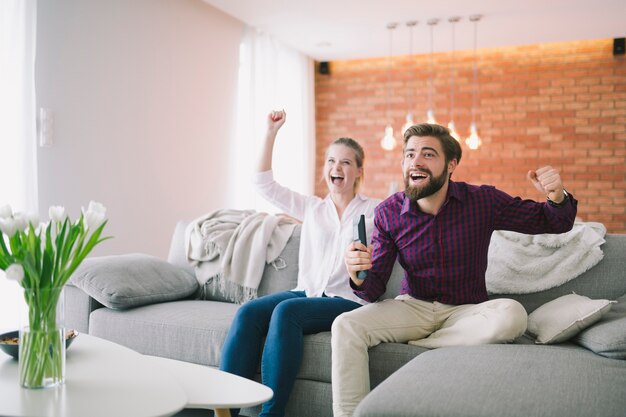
[404,168,448,201]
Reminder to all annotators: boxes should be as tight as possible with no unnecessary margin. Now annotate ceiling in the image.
[202,0,626,61]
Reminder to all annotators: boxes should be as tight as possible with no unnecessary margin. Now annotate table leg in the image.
[214,409,231,417]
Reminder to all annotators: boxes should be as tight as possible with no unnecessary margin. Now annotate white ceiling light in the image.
[402,20,418,136]
[425,18,439,124]
[465,14,482,150]
[447,16,461,141]
[381,22,398,151]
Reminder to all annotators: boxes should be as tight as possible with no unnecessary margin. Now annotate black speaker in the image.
[319,61,330,75]
[614,38,625,56]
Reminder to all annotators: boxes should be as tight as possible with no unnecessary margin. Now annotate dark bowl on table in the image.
[0,329,78,360]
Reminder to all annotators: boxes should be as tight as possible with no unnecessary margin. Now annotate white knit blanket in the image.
[185,209,297,303]
[485,222,606,294]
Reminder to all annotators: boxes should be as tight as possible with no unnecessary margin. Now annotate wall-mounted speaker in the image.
[614,38,625,56]
[319,61,330,75]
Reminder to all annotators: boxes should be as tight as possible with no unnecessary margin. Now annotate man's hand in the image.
[527,165,566,204]
[344,241,372,287]
[267,110,286,135]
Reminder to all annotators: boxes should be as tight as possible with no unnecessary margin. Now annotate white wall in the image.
[35,0,243,258]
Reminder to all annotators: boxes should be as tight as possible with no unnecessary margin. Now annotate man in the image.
[331,123,577,417]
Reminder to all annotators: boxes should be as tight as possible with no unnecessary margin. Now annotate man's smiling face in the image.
[401,136,453,202]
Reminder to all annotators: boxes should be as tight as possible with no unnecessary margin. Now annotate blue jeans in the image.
[219,291,361,417]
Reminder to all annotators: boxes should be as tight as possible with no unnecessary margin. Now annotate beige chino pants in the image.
[330,296,528,417]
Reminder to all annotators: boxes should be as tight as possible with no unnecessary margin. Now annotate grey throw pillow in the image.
[574,293,626,359]
[70,254,198,309]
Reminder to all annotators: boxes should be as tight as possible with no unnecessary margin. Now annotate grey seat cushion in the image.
[89,300,239,367]
[298,332,429,386]
[90,301,429,386]
[355,344,626,417]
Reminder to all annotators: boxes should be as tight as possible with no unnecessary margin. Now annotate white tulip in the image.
[5,264,24,284]
[49,206,67,223]
[25,212,40,229]
[35,222,45,235]
[12,213,28,232]
[0,205,12,219]
[82,201,107,230]
[0,217,18,237]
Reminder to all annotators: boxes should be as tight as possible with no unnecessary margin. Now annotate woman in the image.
[219,110,380,417]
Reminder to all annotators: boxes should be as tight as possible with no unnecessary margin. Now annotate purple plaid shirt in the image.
[352,181,578,305]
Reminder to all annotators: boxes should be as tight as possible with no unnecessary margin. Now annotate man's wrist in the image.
[547,189,569,207]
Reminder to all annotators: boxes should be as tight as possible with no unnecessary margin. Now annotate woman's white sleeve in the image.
[253,170,310,221]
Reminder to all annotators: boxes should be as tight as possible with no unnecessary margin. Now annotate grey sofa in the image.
[66,221,626,417]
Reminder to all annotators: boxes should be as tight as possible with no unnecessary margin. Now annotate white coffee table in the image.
[145,356,273,417]
[0,333,186,417]
[0,334,273,417]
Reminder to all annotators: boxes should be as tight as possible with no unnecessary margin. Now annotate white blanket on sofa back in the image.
[185,209,297,303]
[485,221,606,294]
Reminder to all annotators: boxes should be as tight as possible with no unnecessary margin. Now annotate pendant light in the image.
[381,22,398,151]
[402,21,418,135]
[425,19,439,124]
[465,15,482,150]
[447,17,461,141]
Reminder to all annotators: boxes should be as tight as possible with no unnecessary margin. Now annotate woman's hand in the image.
[268,110,286,135]
[258,109,286,172]
[344,241,372,287]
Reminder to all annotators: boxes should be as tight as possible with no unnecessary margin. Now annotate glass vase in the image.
[18,287,66,389]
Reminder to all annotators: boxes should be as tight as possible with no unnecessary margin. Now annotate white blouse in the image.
[254,170,381,305]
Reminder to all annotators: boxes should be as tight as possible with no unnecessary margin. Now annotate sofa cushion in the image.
[354,345,626,417]
[574,293,626,359]
[297,332,429,387]
[89,300,239,366]
[71,254,198,309]
[527,293,614,344]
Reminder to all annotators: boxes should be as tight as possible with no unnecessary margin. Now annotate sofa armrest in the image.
[167,220,194,274]
[64,283,104,334]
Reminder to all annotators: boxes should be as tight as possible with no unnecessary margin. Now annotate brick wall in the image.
[314,39,626,233]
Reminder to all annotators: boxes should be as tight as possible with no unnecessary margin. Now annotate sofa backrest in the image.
[364,233,626,309]
[167,221,195,274]
[168,221,626,311]
[492,234,626,313]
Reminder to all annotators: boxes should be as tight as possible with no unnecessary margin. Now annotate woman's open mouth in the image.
[330,175,345,185]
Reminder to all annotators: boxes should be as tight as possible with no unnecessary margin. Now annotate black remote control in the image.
[353,214,368,280]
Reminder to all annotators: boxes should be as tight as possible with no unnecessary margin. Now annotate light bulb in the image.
[380,125,397,151]
[465,122,482,150]
[402,113,414,135]
[447,121,460,141]
[426,109,437,124]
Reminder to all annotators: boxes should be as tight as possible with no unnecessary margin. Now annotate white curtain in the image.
[0,0,38,332]
[229,26,315,213]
